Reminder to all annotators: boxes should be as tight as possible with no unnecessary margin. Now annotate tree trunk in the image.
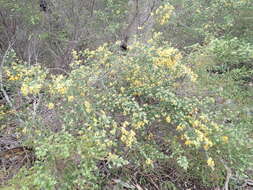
[121,0,159,50]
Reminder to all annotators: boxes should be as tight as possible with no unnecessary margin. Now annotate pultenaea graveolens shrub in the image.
[3,40,253,189]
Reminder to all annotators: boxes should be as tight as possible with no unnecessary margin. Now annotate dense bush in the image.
[190,37,253,85]
[2,39,252,189]
[205,38,253,72]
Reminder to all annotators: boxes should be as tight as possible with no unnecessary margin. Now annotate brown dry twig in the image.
[0,41,24,124]
[221,159,232,190]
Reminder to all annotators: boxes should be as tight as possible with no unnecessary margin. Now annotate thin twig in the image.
[32,94,41,119]
[221,159,232,190]
[90,0,96,17]
[0,41,24,124]
[0,41,15,108]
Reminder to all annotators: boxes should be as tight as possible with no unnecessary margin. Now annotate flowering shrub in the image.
[2,40,253,189]
[154,3,174,25]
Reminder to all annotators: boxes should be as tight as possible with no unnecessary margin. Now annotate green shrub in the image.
[2,40,253,189]
[207,37,253,72]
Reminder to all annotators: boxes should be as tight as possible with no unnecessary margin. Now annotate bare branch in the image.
[0,41,15,108]
[221,159,232,190]
[0,40,24,124]
[90,0,96,17]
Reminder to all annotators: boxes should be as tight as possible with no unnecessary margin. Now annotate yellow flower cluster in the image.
[155,4,174,25]
[49,75,71,95]
[47,103,55,109]
[165,115,171,123]
[132,80,143,87]
[199,114,209,123]
[221,136,229,143]
[84,101,92,113]
[70,50,82,66]
[133,121,145,129]
[203,136,213,150]
[117,41,198,92]
[21,83,42,96]
[5,63,47,96]
[210,122,221,131]
[6,69,20,81]
[22,68,47,96]
[178,115,217,153]
[145,158,153,166]
[179,65,198,82]
[207,157,215,169]
[120,123,136,148]
[108,152,119,161]
[154,47,181,68]
[72,50,78,60]
[0,106,16,119]
[123,62,145,88]
[176,124,185,131]
[68,96,74,102]
[84,43,112,66]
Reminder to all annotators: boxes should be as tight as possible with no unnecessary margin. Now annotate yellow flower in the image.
[185,140,193,146]
[31,83,42,94]
[165,116,171,123]
[21,84,29,96]
[120,128,136,148]
[176,124,185,131]
[47,103,54,109]
[68,96,74,102]
[72,50,78,59]
[134,121,145,129]
[120,87,125,93]
[132,80,143,87]
[58,87,67,94]
[108,152,119,160]
[22,127,28,134]
[84,101,92,113]
[181,134,188,140]
[203,137,213,150]
[207,157,215,169]
[145,158,153,166]
[122,121,129,128]
[9,75,19,81]
[221,136,229,143]
[192,120,200,128]
[5,70,11,77]
[211,122,220,130]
